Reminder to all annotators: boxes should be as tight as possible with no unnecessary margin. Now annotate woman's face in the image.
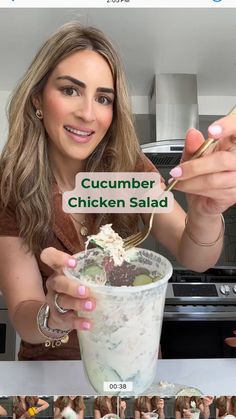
[69,396,76,401]
[37,49,114,166]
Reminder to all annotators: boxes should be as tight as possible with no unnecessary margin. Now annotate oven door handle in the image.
[164,306,236,321]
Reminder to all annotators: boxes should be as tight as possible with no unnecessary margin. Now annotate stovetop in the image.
[170,268,236,283]
[166,268,236,303]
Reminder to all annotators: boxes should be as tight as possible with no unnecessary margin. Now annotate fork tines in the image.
[123,229,149,250]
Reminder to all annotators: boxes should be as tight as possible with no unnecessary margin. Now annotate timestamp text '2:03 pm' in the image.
[107,0,130,3]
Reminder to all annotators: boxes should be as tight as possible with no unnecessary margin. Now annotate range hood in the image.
[141,74,199,167]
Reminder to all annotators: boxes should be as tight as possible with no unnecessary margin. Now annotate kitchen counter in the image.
[0,358,236,395]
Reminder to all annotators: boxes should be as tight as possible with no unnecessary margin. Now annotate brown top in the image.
[13,397,39,419]
[0,155,159,360]
[0,180,85,360]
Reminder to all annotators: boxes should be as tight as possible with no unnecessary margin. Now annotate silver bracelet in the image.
[185,213,225,247]
[37,303,71,347]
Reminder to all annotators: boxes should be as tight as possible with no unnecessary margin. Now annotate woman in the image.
[135,396,164,419]
[13,397,49,419]
[0,21,236,360]
[94,397,125,419]
[175,396,214,419]
[216,396,236,419]
[54,396,84,419]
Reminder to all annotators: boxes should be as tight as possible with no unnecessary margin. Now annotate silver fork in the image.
[123,137,216,250]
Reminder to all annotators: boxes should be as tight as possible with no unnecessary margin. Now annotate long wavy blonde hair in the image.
[55,396,85,413]
[94,396,118,415]
[135,396,162,413]
[13,396,39,418]
[175,397,203,416]
[0,21,144,253]
[216,396,236,417]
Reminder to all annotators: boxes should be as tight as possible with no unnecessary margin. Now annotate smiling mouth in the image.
[64,126,95,137]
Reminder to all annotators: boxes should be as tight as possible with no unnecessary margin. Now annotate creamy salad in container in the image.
[65,224,173,394]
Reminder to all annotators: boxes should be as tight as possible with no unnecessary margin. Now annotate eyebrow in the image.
[56,75,115,95]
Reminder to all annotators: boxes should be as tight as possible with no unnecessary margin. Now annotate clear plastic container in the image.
[65,247,172,395]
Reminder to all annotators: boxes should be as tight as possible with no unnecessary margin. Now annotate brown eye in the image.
[97,96,113,105]
[62,87,78,96]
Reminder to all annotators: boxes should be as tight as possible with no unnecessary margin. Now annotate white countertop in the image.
[1,358,236,395]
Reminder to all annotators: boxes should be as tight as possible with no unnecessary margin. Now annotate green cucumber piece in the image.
[152,274,162,282]
[133,273,153,286]
[83,265,103,277]
[90,239,104,250]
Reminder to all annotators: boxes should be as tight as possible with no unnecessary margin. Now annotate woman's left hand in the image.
[170,113,236,345]
[225,329,236,347]
[157,399,164,411]
[170,112,236,215]
[120,402,126,412]
[203,396,214,406]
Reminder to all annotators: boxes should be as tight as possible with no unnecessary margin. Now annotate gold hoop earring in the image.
[36,109,43,120]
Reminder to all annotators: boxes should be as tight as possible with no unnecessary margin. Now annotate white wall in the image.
[0,91,10,151]
[131,95,236,115]
[198,96,236,116]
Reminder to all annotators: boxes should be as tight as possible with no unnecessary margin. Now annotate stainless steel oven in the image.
[142,167,236,359]
[0,295,16,360]
[161,268,236,359]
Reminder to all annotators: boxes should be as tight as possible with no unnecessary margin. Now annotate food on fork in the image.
[85,223,127,266]
[85,224,162,286]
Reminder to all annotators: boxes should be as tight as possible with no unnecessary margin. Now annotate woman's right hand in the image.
[40,247,96,332]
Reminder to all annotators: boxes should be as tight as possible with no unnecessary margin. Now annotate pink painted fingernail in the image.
[82,321,91,330]
[67,258,77,268]
[84,300,93,310]
[168,177,174,184]
[77,285,86,296]
[233,330,236,335]
[208,124,222,136]
[169,166,182,178]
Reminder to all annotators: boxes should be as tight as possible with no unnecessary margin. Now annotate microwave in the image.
[0,296,16,360]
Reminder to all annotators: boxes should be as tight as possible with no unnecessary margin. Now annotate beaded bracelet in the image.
[185,213,225,247]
